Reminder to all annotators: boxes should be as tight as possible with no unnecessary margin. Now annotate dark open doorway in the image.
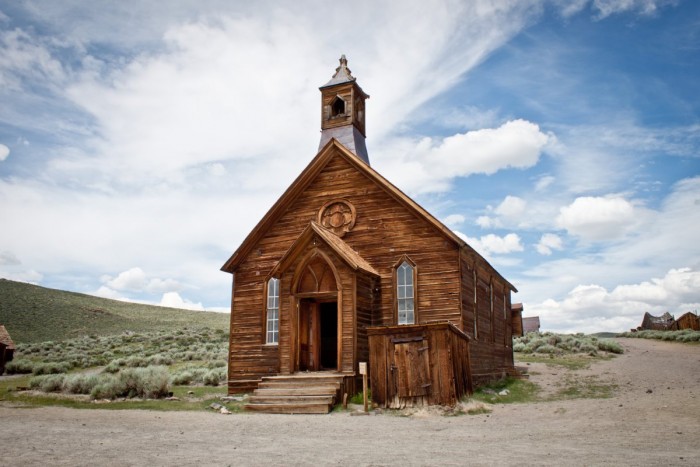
[319,302,338,370]
[299,299,338,371]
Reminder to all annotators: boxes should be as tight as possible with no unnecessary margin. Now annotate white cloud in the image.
[376,119,553,195]
[104,267,148,292]
[535,233,564,255]
[526,267,700,333]
[457,231,524,257]
[534,175,554,191]
[496,195,527,218]
[591,0,673,18]
[556,195,637,241]
[442,214,465,227]
[0,250,20,265]
[0,144,9,161]
[159,291,204,311]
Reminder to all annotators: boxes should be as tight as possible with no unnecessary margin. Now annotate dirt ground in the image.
[1,338,699,466]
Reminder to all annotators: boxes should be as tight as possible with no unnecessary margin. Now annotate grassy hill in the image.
[0,279,229,344]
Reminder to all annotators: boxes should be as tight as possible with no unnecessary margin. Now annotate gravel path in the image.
[1,337,699,466]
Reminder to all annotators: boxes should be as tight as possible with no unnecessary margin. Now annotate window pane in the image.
[396,261,415,325]
[266,278,280,344]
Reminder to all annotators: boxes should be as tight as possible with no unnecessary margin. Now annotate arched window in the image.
[396,260,415,325]
[265,278,280,344]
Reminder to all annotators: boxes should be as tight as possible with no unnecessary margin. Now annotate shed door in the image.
[392,337,431,398]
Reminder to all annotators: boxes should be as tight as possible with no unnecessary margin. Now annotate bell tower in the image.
[318,55,370,164]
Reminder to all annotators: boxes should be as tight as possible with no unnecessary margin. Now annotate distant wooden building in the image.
[0,325,16,375]
[672,312,699,331]
[522,316,541,334]
[222,57,518,412]
[638,312,675,331]
[511,303,524,337]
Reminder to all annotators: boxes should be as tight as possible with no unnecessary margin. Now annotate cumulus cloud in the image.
[442,214,465,227]
[159,291,204,311]
[556,195,638,241]
[377,119,553,195]
[0,144,9,161]
[526,267,700,333]
[101,267,183,295]
[456,231,524,257]
[476,195,530,229]
[536,233,564,255]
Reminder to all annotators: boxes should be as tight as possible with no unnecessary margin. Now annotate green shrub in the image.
[63,374,99,395]
[5,359,35,374]
[171,370,194,385]
[32,361,72,375]
[29,374,66,392]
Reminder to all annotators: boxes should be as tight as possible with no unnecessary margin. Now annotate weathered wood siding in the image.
[459,251,515,386]
[228,149,465,392]
[368,322,472,408]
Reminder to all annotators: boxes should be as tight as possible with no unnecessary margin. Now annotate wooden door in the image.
[391,336,431,398]
[299,300,320,371]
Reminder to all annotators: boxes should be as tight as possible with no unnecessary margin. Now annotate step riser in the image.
[245,404,332,414]
[244,374,346,414]
[253,388,337,396]
[249,396,334,404]
[258,382,340,390]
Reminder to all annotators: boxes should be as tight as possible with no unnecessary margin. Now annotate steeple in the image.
[318,55,370,164]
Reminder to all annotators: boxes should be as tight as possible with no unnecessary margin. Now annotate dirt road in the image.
[1,338,699,466]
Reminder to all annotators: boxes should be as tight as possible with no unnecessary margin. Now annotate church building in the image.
[222,57,518,412]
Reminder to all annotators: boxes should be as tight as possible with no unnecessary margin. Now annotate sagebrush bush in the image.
[514,332,623,355]
[618,329,700,342]
[5,359,35,374]
[32,361,72,375]
[29,374,66,392]
[63,374,100,395]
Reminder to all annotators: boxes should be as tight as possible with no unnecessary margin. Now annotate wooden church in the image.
[222,56,519,412]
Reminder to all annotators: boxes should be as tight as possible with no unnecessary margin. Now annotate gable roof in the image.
[221,138,516,291]
[0,325,15,350]
[269,221,379,278]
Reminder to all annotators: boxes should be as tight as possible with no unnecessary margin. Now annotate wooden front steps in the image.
[245,373,345,414]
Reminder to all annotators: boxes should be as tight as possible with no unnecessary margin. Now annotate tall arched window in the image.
[265,278,280,344]
[396,260,415,325]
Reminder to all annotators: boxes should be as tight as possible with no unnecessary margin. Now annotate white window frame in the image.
[396,260,415,325]
[265,277,280,345]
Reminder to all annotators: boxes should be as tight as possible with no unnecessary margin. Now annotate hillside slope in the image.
[0,279,229,343]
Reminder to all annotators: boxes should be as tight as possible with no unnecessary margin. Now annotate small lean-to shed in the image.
[367,321,472,408]
[0,325,16,375]
[511,303,524,337]
[673,312,700,331]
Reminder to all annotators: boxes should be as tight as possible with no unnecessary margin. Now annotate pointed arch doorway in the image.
[294,252,340,372]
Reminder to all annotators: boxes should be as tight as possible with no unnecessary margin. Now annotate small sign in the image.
[359,362,367,375]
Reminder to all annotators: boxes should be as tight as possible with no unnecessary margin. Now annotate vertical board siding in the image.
[227,148,515,394]
[368,322,471,408]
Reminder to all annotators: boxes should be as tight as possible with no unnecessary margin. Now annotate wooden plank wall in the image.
[368,322,471,408]
[459,251,515,385]
[228,151,466,392]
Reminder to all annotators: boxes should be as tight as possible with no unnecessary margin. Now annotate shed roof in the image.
[0,325,15,350]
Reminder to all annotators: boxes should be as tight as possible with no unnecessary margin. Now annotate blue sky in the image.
[1,0,698,333]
